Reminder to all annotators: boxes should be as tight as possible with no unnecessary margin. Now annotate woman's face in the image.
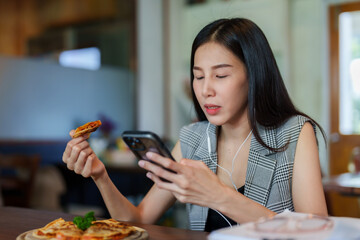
[193,42,249,126]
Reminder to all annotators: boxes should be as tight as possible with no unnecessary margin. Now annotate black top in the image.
[204,185,245,232]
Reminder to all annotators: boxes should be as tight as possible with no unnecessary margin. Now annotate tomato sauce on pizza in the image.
[72,120,102,138]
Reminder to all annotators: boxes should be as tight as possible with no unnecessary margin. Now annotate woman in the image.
[62,18,327,232]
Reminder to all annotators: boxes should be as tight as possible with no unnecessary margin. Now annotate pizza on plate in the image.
[72,120,102,138]
[17,218,148,240]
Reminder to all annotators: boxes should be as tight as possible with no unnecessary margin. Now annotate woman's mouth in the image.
[204,104,221,115]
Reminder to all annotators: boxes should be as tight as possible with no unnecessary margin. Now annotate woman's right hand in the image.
[62,130,106,180]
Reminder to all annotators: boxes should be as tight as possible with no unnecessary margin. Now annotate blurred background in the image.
[0,0,360,229]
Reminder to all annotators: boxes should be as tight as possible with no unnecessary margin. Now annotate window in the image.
[59,47,101,70]
[339,11,360,134]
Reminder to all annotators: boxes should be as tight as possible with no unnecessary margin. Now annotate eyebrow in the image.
[193,64,233,71]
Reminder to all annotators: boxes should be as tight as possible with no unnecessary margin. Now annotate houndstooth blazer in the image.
[179,115,316,231]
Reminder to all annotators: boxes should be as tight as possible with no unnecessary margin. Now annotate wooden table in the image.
[0,206,208,240]
[322,172,360,196]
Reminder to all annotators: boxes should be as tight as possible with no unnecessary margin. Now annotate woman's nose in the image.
[202,77,215,97]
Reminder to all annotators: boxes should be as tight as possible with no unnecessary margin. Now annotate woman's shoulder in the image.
[279,115,316,132]
[179,121,210,159]
[180,121,209,136]
[255,115,316,152]
[275,115,317,145]
[179,121,212,146]
[257,115,314,136]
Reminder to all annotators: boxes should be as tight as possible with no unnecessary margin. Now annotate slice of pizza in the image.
[31,218,67,239]
[72,120,102,138]
[30,218,82,240]
[55,223,83,240]
[82,219,136,240]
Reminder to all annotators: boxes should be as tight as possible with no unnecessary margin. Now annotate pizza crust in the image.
[17,226,149,240]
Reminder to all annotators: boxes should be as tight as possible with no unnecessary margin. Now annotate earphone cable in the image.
[230,129,252,185]
[206,122,252,228]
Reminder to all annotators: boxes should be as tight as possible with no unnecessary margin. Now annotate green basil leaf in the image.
[73,211,96,231]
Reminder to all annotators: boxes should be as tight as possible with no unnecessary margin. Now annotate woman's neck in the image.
[219,117,252,143]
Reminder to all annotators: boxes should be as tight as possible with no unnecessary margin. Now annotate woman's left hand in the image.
[138,152,229,208]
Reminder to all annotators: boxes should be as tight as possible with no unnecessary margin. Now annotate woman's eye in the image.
[216,75,228,79]
[195,76,204,80]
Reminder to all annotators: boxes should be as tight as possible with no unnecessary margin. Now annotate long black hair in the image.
[190,18,325,152]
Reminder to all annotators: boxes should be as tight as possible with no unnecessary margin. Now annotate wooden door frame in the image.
[329,2,360,175]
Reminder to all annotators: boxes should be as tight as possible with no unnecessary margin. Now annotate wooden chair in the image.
[0,154,40,208]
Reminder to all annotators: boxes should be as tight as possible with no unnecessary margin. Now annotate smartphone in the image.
[122,131,176,181]
[122,131,175,162]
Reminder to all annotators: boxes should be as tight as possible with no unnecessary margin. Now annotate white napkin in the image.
[208,210,360,240]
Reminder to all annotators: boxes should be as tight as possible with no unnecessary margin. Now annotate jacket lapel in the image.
[245,124,278,206]
[193,123,218,173]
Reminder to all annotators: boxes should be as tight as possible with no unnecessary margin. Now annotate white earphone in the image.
[206,122,252,227]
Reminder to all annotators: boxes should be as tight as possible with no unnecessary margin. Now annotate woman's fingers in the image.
[145,152,182,172]
[63,135,84,160]
[146,171,187,195]
[138,152,180,182]
[141,154,223,206]
[82,153,96,178]
[74,147,93,174]
[69,130,89,139]
[63,129,89,161]
[139,159,177,183]
[180,158,207,169]
[69,129,76,138]
[61,133,104,179]
[139,152,205,185]
[65,139,90,170]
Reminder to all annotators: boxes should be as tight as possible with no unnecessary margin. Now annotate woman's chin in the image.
[206,118,225,126]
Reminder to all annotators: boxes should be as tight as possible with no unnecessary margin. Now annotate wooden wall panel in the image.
[0,0,132,56]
